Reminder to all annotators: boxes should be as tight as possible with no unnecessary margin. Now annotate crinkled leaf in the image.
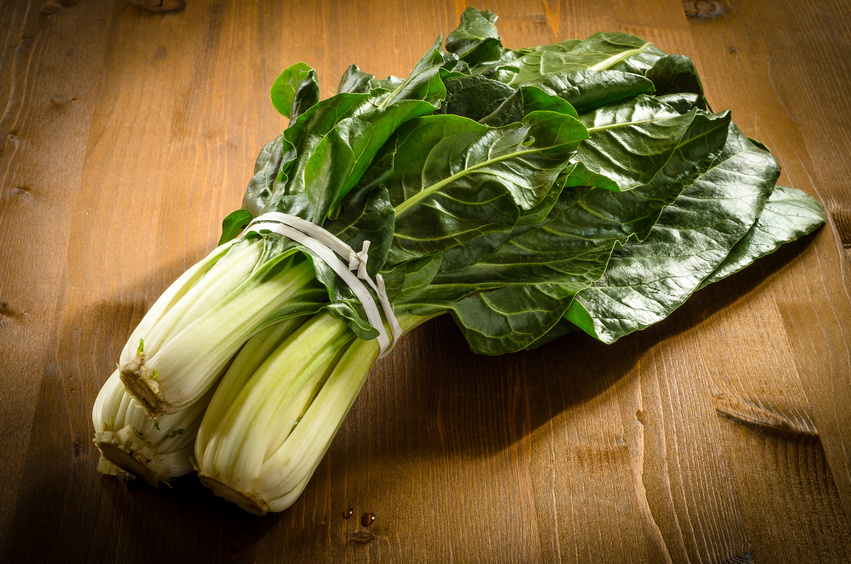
[574,95,698,192]
[445,7,503,65]
[359,111,587,265]
[479,85,579,127]
[494,33,665,86]
[436,181,566,273]
[437,75,516,121]
[242,135,284,216]
[442,283,577,354]
[566,124,780,343]
[699,185,826,287]
[646,54,708,110]
[322,186,394,278]
[399,110,732,349]
[656,93,700,114]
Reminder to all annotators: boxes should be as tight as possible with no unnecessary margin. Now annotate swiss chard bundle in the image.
[92,8,825,514]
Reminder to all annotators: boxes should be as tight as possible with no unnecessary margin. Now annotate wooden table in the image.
[2,0,850,561]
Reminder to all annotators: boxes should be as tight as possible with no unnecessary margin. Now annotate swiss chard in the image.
[93,8,826,516]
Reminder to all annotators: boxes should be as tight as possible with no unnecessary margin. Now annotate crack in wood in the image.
[713,393,819,441]
[0,301,25,324]
[347,531,376,544]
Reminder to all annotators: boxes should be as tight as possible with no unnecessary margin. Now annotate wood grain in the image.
[1,0,849,562]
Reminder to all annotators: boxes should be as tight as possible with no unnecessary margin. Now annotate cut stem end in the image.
[120,365,169,417]
[199,474,270,515]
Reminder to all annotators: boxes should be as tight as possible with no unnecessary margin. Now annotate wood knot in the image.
[40,2,63,15]
[6,185,33,202]
[683,0,728,20]
[130,0,186,13]
[830,205,851,249]
[0,302,25,325]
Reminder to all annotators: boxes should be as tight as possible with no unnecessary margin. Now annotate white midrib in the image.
[587,42,653,72]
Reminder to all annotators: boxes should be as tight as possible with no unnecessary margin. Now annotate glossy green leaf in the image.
[531,69,656,112]
[337,64,374,94]
[574,95,698,192]
[218,209,254,245]
[566,124,780,343]
[442,283,577,354]
[422,110,732,294]
[699,185,826,287]
[646,54,708,110]
[359,111,587,265]
[445,7,503,64]
[437,75,516,121]
[270,62,316,119]
[495,32,665,86]
[478,85,579,127]
[397,110,731,353]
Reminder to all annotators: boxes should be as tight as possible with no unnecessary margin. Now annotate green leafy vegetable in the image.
[91,8,826,515]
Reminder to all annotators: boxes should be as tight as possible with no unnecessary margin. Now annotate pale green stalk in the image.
[195,312,436,514]
[93,315,310,484]
[118,237,317,417]
[92,370,212,485]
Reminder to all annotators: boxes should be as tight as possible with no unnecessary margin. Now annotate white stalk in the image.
[195,312,435,514]
[93,314,310,485]
[119,238,317,417]
[92,370,212,485]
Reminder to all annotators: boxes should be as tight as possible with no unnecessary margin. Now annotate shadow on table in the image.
[2,229,820,560]
[346,228,823,463]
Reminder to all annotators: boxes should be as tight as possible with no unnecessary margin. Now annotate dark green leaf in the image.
[265,38,447,224]
[445,7,503,65]
[291,69,320,122]
[242,135,284,216]
[218,209,254,245]
[574,95,699,192]
[656,93,700,114]
[444,283,577,354]
[381,254,442,302]
[401,111,731,340]
[699,185,826,287]
[270,62,316,118]
[566,124,780,343]
[360,111,587,265]
[323,186,394,278]
[646,54,708,110]
[338,64,374,94]
[532,69,656,112]
[438,75,516,121]
[494,33,665,86]
[479,85,579,127]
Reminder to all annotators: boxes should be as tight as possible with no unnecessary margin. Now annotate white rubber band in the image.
[245,212,401,357]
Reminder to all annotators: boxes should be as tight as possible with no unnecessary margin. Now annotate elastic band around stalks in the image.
[245,212,401,357]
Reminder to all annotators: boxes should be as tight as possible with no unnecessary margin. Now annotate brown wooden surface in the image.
[1,0,850,562]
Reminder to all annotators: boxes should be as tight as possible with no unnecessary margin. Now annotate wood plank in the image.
[0,0,116,536]
[683,0,851,547]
